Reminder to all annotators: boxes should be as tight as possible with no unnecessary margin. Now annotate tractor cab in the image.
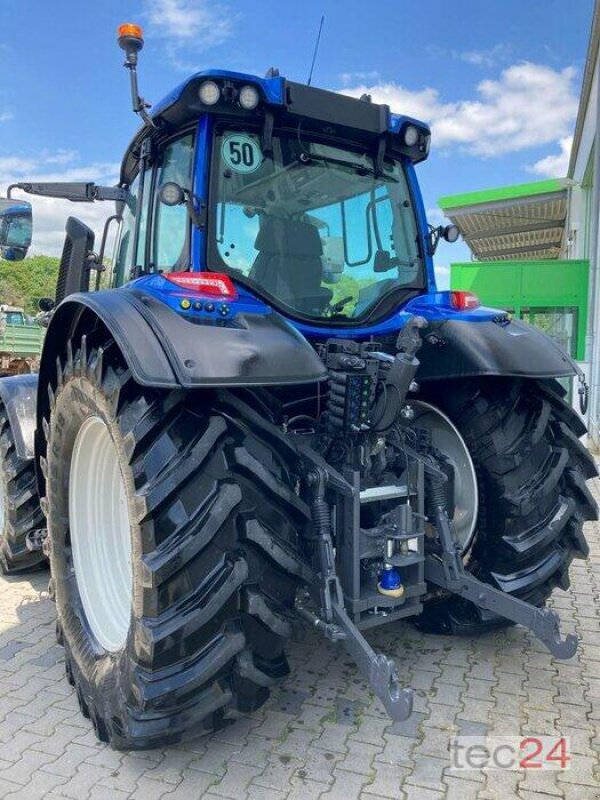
[0,199,32,261]
[108,24,454,336]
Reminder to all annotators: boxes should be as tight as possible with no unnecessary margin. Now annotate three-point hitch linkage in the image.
[296,316,578,722]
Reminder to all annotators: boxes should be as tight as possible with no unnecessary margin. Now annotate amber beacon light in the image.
[117,23,144,50]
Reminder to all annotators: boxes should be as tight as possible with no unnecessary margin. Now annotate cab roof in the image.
[120,69,431,183]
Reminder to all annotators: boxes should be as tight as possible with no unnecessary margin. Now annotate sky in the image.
[0,0,595,286]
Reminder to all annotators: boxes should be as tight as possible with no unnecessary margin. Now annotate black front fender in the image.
[416,318,577,382]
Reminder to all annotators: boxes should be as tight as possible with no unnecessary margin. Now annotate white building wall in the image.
[567,51,600,448]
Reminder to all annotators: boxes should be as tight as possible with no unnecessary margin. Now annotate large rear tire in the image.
[45,338,312,749]
[0,405,45,574]
[418,377,597,634]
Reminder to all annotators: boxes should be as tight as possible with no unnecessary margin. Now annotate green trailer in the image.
[0,305,44,375]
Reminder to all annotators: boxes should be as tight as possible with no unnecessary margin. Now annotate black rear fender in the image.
[40,288,327,390]
[35,288,327,494]
[416,318,577,382]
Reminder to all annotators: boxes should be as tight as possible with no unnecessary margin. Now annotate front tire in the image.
[418,377,597,634]
[46,339,312,749]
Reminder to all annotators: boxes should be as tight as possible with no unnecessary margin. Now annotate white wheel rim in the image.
[69,416,133,652]
[411,401,479,553]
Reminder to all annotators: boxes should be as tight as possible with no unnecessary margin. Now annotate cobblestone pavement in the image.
[0,482,599,800]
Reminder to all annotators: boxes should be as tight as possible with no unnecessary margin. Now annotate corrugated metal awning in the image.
[439,179,568,261]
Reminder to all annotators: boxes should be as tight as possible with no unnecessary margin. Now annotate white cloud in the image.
[1,153,119,256]
[434,264,450,290]
[0,112,13,123]
[339,70,380,87]
[428,43,513,68]
[341,62,578,158]
[426,207,446,227]
[527,135,573,178]
[144,0,239,70]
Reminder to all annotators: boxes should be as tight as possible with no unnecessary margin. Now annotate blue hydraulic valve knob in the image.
[377,566,404,598]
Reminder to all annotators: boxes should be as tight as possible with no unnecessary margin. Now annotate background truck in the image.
[0,23,595,750]
[0,303,44,376]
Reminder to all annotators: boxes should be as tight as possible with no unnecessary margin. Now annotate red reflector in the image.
[450,291,480,310]
[165,272,237,298]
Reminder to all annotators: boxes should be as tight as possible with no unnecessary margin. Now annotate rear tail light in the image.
[165,272,237,299]
[450,291,480,310]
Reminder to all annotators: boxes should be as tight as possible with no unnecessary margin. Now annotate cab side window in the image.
[113,173,139,287]
[153,134,195,271]
[113,164,152,287]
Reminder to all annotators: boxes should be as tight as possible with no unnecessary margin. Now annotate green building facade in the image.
[439,179,590,389]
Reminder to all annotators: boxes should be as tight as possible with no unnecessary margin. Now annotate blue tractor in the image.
[0,24,596,749]
[0,199,32,261]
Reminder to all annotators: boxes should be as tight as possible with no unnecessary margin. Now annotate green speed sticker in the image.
[221,134,263,174]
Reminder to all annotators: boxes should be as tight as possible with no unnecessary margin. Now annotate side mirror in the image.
[38,297,55,312]
[374,249,400,273]
[0,198,32,260]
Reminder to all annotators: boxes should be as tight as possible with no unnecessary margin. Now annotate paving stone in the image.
[482,768,522,799]
[287,776,329,800]
[431,681,465,707]
[88,786,130,800]
[320,767,372,800]
[99,754,162,794]
[443,774,482,800]
[333,696,364,726]
[131,775,183,800]
[53,764,113,799]
[40,742,99,777]
[467,660,496,682]
[275,688,311,715]
[387,710,426,738]
[1,770,69,800]
[0,642,30,661]
[209,761,264,797]
[423,702,460,729]
[556,753,600,787]
[27,647,64,668]
[375,732,415,768]
[253,754,304,791]
[457,698,494,725]
[0,732,45,763]
[0,749,58,786]
[404,754,446,791]
[314,720,353,754]
[360,761,410,798]
[518,769,564,797]
[455,719,489,737]
[336,739,381,776]
[403,787,443,800]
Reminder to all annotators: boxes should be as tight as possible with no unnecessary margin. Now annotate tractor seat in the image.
[251,217,332,315]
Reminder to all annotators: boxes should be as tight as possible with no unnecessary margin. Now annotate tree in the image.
[0,255,59,313]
